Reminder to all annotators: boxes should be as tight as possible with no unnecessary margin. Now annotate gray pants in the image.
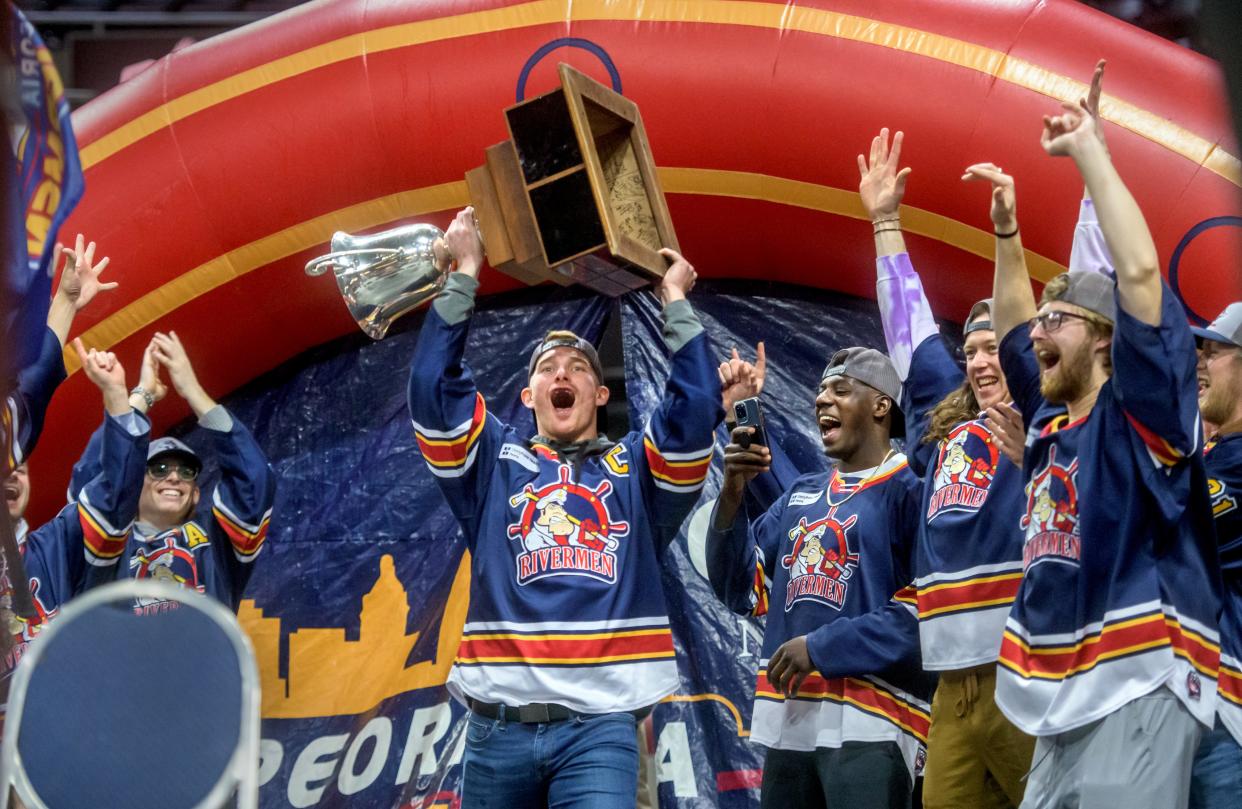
[1021,688,1204,809]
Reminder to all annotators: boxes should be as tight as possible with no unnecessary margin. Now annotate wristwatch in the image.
[130,385,155,410]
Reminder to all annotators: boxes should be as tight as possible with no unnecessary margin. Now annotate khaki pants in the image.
[922,666,1036,809]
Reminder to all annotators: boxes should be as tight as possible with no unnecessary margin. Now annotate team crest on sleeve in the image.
[1021,446,1081,570]
[130,531,206,606]
[507,466,629,586]
[781,506,859,611]
[927,422,999,521]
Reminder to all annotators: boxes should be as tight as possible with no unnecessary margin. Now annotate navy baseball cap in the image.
[1192,302,1242,348]
[147,437,201,473]
[822,347,905,439]
[528,331,605,383]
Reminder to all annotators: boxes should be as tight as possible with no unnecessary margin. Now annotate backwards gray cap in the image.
[1192,302,1242,348]
[1052,271,1117,322]
[822,347,905,438]
[147,436,201,471]
[964,298,994,337]
[528,331,605,383]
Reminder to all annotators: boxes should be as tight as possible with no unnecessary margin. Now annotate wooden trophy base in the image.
[464,64,679,296]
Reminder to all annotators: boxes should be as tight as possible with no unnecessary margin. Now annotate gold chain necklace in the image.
[825,449,897,508]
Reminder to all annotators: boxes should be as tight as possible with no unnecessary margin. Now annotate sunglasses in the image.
[146,461,199,482]
[1028,310,1094,335]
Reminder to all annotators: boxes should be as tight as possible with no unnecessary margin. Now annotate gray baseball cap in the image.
[822,347,905,438]
[528,331,604,383]
[1049,271,1117,322]
[964,298,994,337]
[147,437,201,472]
[1192,302,1242,348]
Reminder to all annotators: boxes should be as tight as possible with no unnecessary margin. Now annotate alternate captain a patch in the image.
[927,422,999,521]
[781,506,859,611]
[1021,446,1081,570]
[507,466,630,586]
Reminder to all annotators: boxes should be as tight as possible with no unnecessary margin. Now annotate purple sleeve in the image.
[1068,198,1115,276]
[876,254,940,381]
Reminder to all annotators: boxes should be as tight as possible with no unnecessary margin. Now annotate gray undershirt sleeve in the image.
[432,272,481,326]
[662,298,704,353]
[198,405,234,433]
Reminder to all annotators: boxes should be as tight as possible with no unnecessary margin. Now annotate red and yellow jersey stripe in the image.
[456,626,676,667]
[643,431,713,493]
[916,570,1023,619]
[754,670,930,743]
[1000,609,1219,681]
[1124,411,1188,468]
[413,393,488,478]
[1220,655,1242,708]
[78,495,129,565]
[212,491,270,560]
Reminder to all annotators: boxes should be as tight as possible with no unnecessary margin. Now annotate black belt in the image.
[467,698,651,724]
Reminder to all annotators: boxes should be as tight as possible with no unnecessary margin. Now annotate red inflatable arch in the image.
[31,0,1242,520]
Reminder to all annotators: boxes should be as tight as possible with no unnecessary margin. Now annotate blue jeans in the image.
[460,710,639,808]
[1189,719,1242,809]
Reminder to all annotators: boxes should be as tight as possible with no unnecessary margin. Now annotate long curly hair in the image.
[922,379,980,446]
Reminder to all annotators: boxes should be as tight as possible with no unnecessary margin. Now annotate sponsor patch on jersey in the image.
[788,490,822,508]
[499,443,540,473]
[781,505,859,611]
[927,422,998,521]
[1021,446,1081,570]
[507,466,630,586]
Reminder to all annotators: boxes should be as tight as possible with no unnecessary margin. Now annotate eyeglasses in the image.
[1028,310,1094,335]
[146,461,198,481]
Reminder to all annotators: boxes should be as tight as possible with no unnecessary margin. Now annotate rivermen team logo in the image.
[507,467,629,586]
[1021,446,1081,570]
[927,422,999,521]
[130,532,206,607]
[781,506,859,611]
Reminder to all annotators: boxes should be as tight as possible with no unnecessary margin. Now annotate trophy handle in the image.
[304,248,404,277]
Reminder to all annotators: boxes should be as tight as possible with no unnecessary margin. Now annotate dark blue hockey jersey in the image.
[71,410,275,612]
[902,334,1030,670]
[996,282,1220,735]
[408,295,720,714]
[706,454,929,777]
[2,326,66,475]
[1206,433,1242,744]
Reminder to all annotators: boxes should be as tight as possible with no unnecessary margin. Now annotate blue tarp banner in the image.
[173,285,893,808]
[5,3,84,375]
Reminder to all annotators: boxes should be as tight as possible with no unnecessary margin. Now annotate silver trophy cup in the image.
[305,223,449,340]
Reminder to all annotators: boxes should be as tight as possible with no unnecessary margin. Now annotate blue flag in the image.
[5,3,84,377]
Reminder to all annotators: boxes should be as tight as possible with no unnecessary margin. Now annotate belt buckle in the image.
[518,703,552,723]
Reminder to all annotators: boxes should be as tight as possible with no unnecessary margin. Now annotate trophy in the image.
[306,64,680,339]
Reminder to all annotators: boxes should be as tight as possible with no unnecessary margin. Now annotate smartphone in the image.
[733,396,768,449]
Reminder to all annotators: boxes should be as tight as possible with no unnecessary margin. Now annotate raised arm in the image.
[858,129,939,381]
[635,249,722,543]
[407,208,503,536]
[45,235,118,349]
[962,164,1035,342]
[71,340,149,570]
[1042,101,1160,325]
